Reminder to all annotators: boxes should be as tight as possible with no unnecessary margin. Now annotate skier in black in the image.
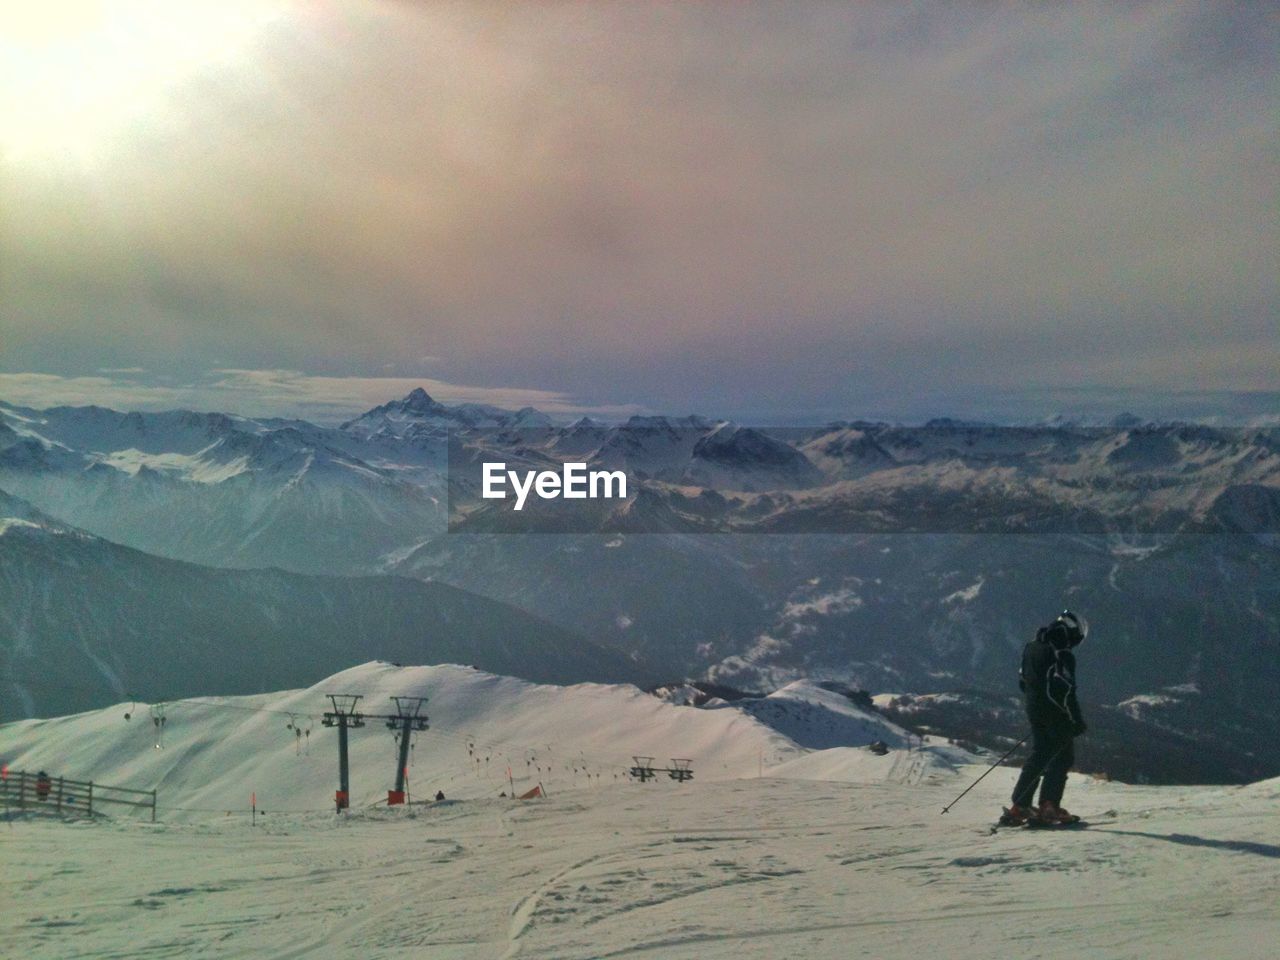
[1003,611,1088,825]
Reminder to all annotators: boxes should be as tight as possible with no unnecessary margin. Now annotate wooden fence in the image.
[1,769,156,821]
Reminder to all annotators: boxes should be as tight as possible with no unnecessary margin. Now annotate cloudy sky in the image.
[1,1,1275,422]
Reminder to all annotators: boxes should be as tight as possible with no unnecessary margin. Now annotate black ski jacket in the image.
[1019,636,1084,732]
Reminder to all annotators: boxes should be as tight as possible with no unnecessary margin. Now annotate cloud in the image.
[0,2,1274,417]
[0,373,187,411]
[3,368,1273,427]
[202,368,641,418]
[0,369,642,422]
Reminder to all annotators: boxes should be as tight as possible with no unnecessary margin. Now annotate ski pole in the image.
[940,734,1028,814]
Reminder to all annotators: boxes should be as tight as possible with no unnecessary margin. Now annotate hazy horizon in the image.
[2,369,1278,427]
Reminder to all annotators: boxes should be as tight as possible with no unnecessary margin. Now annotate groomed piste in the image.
[2,662,1277,958]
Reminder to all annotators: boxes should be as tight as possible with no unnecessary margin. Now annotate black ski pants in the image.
[1011,722,1075,807]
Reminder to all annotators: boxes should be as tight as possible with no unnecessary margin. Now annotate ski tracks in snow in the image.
[4,778,1278,959]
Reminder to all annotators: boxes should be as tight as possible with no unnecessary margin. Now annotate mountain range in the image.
[0,489,638,721]
[2,390,1277,782]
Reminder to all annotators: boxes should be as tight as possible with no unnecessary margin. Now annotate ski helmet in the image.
[1055,610,1087,647]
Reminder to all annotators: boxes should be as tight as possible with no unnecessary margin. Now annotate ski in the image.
[1025,816,1085,829]
[987,807,1117,834]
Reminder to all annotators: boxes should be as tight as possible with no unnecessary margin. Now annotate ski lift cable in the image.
[1,677,656,772]
[6,685,622,772]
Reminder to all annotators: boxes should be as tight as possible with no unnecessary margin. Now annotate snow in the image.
[3,773,1277,959]
[872,692,970,714]
[0,664,968,819]
[0,514,82,540]
[0,663,805,813]
[99,446,251,483]
[1109,542,1163,559]
[1118,693,1179,709]
[780,588,863,619]
[0,416,69,449]
[942,576,984,604]
[717,680,945,759]
[0,517,44,536]
[377,537,438,569]
[1115,692,1186,720]
[3,662,1276,958]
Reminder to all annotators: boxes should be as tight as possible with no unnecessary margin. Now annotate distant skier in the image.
[1003,611,1088,825]
[434,790,445,802]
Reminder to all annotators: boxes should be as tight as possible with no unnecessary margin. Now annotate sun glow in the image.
[0,1,284,166]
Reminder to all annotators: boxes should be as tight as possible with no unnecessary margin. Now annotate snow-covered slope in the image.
[711,680,917,750]
[0,662,969,813]
[2,664,1277,960]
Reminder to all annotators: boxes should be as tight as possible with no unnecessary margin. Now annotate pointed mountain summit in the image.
[402,386,441,413]
[342,389,555,442]
[345,387,447,427]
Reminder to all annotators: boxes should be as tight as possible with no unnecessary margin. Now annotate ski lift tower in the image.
[321,695,365,811]
[385,696,429,805]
